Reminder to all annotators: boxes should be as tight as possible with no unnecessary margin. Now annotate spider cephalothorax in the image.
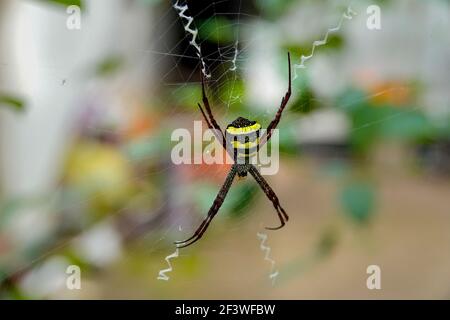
[175,53,292,248]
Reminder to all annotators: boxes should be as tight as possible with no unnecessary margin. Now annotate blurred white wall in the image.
[0,0,156,245]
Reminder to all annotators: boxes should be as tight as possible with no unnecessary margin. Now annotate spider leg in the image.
[259,52,292,147]
[175,165,237,248]
[200,74,226,146]
[248,165,289,230]
[198,103,223,147]
[197,103,212,129]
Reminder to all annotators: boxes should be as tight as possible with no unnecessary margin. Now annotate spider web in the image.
[150,0,359,283]
[0,0,359,295]
[3,0,447,298]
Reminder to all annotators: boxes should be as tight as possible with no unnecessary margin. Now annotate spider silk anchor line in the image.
[157,248,179,281]
[229,41,239,71]
[173,0,211,78]
[293,6,357,79]
[257,232,279,285]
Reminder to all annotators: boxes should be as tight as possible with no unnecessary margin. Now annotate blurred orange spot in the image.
[125,111,158,140]
[180,148,232,183]
[369,82,411,106]
[353,70,412,106]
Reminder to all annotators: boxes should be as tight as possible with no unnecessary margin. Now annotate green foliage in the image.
[284,60,319,115]
[217,78,245,111]
[95,56,123,77]
[380,109,432,140]
[284,34,344,59]
[434,116,450,140]
[125,129,173,162]
[226,181,258,218]
[171,84,202,110]
[199,17,236,43]
[39,0,84,9]
[255,0,296,20]
[194,183,219,214]
[289,74,318,114]
[320,160,351,179]
[193,179,258,219]
[337,89,434,154]
[277,119,299,155]
[340,182,375,224]
[316,227,339,257]
[0,94,25,112]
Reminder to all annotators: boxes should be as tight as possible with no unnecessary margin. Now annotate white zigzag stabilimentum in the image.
[257,232,279,285]
[293,6,357,79]
[173,1,210,78]
[157,248,179,281]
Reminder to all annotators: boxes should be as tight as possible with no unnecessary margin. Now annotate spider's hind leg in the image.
[175,165,238,248]
[248,165,289,230]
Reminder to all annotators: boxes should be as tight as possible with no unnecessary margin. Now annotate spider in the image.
[175,52,292,248]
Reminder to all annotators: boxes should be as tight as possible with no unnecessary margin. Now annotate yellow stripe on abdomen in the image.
[226,122,261,160]
[226,123,261,135]
[230,138,260,149]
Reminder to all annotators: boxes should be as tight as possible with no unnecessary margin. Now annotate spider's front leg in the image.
[199,74,226,148]
[248,165,289,230]
[259,52,292,147]
[175,165,238,248]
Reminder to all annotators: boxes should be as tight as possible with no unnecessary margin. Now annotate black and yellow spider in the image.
[176,53,292,248]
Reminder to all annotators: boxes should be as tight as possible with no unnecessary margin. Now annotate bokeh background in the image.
[0,0,449,299]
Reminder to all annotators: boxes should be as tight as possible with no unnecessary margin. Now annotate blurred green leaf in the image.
[226,182,258,218]
[337,89,433,153]
[277,119,299,155]
[320,159,351,179]
[288,70,319,114]
[284,34,344,60]
[435,116,450,140]
[218,78,245,111]
[348,104,385,154]
[316,227,339,257]
[199,17,235,43]
[194,183,219,214]
[171,84,202,110]
[125,129,172,162]
[290,85,317,114]
[350,105,433,153]
[39,0,84,9]
[0,94,25,112]
[336,88,368,113]
[255,0,296,20]
[193,180,258,219]
[379,109,432,140]
[95,56,123,77]
[340,182,375,224]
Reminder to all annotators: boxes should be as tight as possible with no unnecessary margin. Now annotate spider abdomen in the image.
[225,117,261,163]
